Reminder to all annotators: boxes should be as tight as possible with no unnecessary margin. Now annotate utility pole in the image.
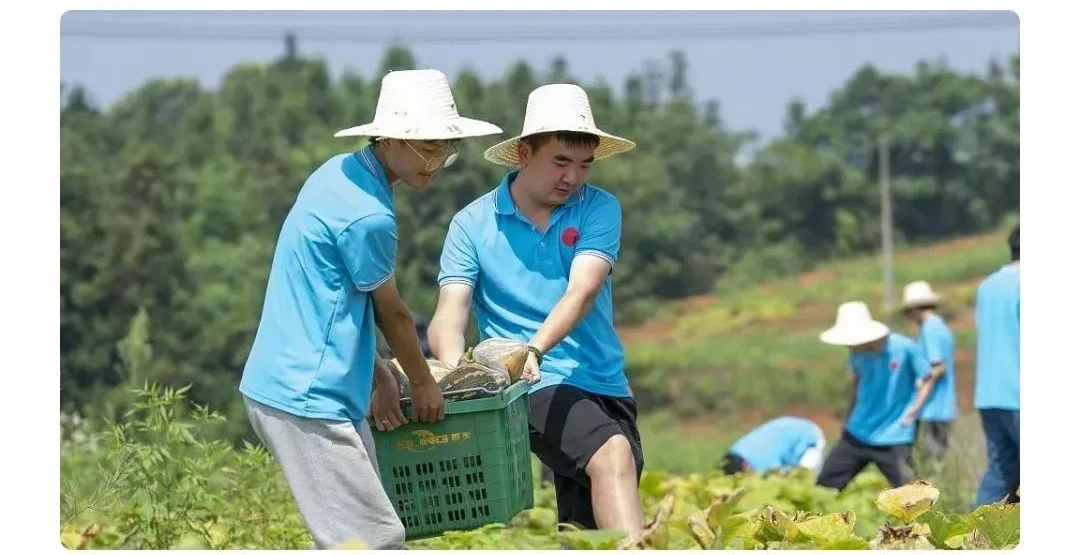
[879,138,895,320]
[283,31,298,62]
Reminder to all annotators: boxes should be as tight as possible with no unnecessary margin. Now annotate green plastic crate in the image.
[371,381,534,540]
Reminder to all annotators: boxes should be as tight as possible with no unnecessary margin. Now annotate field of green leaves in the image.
[60,383,1017,549]
[59,228,1019,549]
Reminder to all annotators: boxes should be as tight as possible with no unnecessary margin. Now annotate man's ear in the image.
[516,140,532,167]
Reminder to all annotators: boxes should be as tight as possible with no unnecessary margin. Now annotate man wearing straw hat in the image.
[973,224,1020,507]
[239,69,502,549]
[428,84,645,541]
[900,280,957,464]
[815,302,936,490]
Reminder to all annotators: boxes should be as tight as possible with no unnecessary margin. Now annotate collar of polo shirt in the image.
[493,171,587,216]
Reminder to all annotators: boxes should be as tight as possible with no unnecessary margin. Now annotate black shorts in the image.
[528,385,644,529]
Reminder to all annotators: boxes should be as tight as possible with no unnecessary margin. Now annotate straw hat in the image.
[819,301,890,346]
[484,84,636,168]
[901,281,942,310]
[334,69,502,140]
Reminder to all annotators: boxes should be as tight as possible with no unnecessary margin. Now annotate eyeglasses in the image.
[402,140,460,172]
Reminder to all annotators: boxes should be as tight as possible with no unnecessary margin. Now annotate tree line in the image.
[60,46,1019,434]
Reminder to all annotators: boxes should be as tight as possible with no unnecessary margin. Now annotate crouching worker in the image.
[428,84,645,544]
[721,416,826,476]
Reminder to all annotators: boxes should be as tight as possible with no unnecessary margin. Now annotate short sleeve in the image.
[910,343,933,384]
[575,192,622,270]
[921,324,946,365]
[336,213,397,292]
[437,216,479,288]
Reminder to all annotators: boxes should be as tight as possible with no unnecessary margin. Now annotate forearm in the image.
[373,358,396,391]
[375,302,431,384]
[428,318,467,367]
[909,380,935,414]
[529,289,596,353]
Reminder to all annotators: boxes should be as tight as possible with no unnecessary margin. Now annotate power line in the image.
[60,15,1016,44]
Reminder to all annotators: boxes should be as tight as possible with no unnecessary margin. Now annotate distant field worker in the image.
[973,224,1020,507]
[901,281,957,462]
[815,302,935,490]
[721,416,826,475]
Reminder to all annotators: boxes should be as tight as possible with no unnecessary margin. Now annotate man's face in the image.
[518,138,596,207]
[386,139,457,190]
[849,336,885,354]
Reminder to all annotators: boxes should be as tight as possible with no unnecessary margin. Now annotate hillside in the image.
[619,228,1014,484]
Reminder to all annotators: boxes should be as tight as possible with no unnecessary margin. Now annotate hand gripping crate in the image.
[371,381,534,540]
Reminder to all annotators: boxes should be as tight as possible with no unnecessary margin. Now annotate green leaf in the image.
[918,510,975,548]
[971,503,1020,549]
[875,481,940,523]
[704,487,747,529]
[556,528,626,550]
[795,511,858,543]
[819,536,871,549]
[719,512,762,548]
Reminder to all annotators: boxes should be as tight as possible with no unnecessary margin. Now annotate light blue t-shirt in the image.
[917,313,958,422]
[974,264,1020,410]
[437,171,629,398]
[846,333,932,446]
[729,416,824,472]
[240,147,396,421]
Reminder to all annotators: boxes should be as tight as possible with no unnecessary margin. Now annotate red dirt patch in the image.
[617,321,674,345]
[795,268,838,288]
[894,232,999,262]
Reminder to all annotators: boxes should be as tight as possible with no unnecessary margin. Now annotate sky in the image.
[60,10,1019,147]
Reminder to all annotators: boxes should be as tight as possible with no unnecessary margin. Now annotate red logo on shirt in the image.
[562,227,580,246]
[889,361,899,371]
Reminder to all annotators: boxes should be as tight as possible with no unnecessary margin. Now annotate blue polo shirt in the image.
[974,264,1020,410]
[846,333,932,446]
[729,416,824,472]
[438,171,629,398]
[240,147,396,421]
[917,314,958,422]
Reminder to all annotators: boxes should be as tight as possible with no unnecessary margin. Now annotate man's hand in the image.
[521,350,541,383]
[409,375,445,423]
[901,408,918,427]
[370,382,408,431]
[370,359,408,431]
[372,276,445,422]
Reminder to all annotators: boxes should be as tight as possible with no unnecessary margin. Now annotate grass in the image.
[623,225,1014,483]
[623,229,1011,420]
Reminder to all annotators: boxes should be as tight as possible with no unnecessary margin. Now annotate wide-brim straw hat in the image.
[819,301,890,346]
[334,69,502,140]
[901,280,942,310]
[484,84,635,168]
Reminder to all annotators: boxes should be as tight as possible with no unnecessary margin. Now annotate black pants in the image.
[817,431,915,490]
[528,385,644,529]
[917,421,952,462]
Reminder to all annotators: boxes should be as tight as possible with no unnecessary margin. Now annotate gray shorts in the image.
[242,395,405,549]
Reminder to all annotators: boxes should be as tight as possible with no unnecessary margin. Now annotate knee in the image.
[369,521,406,550]
[586,434,636,481]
